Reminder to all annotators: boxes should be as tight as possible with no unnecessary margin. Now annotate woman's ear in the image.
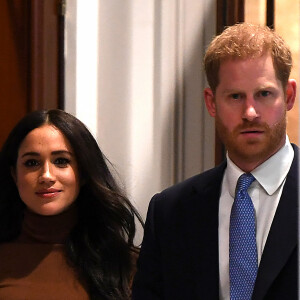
[10,167,17,184]
[204,88,217,117]
[79,173,86,187]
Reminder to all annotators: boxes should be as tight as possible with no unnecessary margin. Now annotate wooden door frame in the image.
[0,0,64,148]
[29,0,64,110]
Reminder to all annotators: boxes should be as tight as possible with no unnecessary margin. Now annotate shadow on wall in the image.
[158,0,216,185]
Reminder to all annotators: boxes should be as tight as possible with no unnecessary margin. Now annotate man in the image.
[132,23,298,299]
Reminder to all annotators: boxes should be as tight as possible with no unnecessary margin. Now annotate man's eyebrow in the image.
[256,84,276,90]
[221,89,242,94]
[221,85,277,95]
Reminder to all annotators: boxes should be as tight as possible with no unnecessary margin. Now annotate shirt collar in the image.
[226,136,294,197]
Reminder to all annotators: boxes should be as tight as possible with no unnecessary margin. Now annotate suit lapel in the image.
[180,162,226,298]
[252,146,299,299]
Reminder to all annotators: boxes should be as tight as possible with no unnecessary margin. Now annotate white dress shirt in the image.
[218,136,294,300]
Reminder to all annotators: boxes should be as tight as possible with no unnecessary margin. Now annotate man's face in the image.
[204,54,296,171]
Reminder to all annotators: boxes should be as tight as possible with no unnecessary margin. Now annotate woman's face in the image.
[13,124,80,216]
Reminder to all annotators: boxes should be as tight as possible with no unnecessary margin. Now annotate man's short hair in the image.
[204,23,292,92]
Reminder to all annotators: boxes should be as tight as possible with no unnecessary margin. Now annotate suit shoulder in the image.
[151,161,226,207]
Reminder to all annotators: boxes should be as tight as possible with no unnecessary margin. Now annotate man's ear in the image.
[10,167,17,184]
[204,88,216,117]
[285,79,297,111]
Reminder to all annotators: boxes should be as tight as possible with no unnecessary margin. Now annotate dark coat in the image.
[133,145,299,300]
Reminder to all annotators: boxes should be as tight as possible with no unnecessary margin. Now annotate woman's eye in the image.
[24,159,39,167]
[54,157,70,167]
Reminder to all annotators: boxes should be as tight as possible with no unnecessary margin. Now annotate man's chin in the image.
[227,140,277,164]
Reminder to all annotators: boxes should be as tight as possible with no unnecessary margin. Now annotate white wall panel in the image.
[65,0,216,242]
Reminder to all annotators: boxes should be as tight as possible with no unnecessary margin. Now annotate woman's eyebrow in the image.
[21,150,73,158]
[51,150,74,156]
[21,152,39,158]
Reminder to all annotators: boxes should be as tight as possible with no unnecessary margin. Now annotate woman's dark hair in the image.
[0,109,144,300]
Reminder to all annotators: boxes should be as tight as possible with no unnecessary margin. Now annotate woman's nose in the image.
[38,162,55,183]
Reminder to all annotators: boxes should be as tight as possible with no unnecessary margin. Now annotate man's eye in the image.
[231,94,240,100]
[260,91,270,97]
[24,159,39,167]
[54,157,70,167]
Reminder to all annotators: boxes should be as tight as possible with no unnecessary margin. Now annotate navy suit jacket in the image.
[133,145,299,299]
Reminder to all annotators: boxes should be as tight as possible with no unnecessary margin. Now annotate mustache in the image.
[233,121,270,133]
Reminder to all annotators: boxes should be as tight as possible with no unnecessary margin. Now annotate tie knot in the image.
[236,173,255,193]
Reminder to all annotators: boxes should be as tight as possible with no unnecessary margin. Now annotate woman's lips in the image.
[35,189,62,199]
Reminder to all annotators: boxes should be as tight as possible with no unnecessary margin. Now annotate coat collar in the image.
[252,144,299,299]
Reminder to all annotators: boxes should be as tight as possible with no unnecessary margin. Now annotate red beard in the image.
[216,112,287,165]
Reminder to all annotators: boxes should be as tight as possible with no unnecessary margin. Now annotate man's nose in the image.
[242,97,259,122]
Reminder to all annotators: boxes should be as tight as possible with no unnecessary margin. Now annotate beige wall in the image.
[275,0,299,145]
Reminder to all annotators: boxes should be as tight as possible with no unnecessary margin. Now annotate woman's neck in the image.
[17,204,78,244]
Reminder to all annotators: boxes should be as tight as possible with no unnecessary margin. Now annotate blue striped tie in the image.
[229,173,257,300]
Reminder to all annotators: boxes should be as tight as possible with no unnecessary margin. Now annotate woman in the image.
[0,109,143,300]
